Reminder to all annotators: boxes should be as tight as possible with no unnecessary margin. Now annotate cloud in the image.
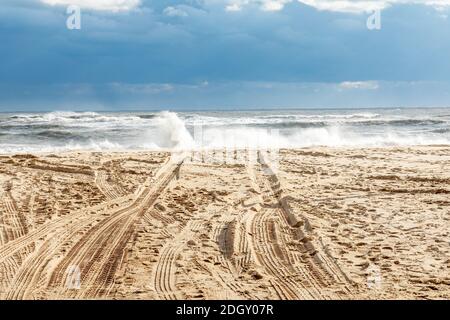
[339,81,379,90]
[40,0,141,11]
[163,6,189,17]
[225,3,242,11]
[225,0,293,12]
[223,0,450,13]
[297,1,450,13]
[2,0,450,111]
[3,81,449,110]
[261,0,293,11]
[37,0,450,13]
[109,83,174,94]
[298,1,387,13]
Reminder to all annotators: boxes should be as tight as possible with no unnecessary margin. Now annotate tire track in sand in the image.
[151,208,211,300]
[243,151,354,300]
[3,155,180,299]
[0,191,34,294]
[47,155,184,299]
[1,192,28,242]
[95,171,124,200]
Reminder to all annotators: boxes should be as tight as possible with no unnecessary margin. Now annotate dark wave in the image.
[431,128,450,134]
[0,124,66,130]
[194,118,448,130]
[138,114,156,119]
[35,130,80,139]
[8,115,40,120]
[186,122,328,130]
[355,119,447,126]
[248,122,328,129]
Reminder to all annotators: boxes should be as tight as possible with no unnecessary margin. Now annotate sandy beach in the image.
[0,146,449,300]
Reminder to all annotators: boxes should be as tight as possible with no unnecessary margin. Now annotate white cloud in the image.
[110,83,174,94]
[163,6,189,17]
[224,0,450,13]
[39,0,450,13]
[297,1,450,13]
[225,0,292,12]
[339,81,379,90]
[226,3,243,11]
[40,0,141,12]
[298,1,387,13]
[225,0,245,11]
[261,0,292,11]
[38,0,450,13]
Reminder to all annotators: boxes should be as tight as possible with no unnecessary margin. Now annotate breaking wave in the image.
[0,108,449,153]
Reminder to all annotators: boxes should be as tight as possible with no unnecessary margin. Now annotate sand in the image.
[0,146,449,300]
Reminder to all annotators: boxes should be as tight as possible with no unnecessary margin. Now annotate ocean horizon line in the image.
[1,105,450,114]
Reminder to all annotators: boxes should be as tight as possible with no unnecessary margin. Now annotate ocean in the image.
[0,108,449,154]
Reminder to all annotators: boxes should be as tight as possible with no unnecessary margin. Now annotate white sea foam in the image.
[149,111,195,149]
[195,126,450,149]
[0,108,449,154]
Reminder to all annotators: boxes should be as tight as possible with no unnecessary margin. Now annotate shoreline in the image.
[1,143,450,157]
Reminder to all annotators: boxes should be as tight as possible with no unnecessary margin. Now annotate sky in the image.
[1,0,450,111]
